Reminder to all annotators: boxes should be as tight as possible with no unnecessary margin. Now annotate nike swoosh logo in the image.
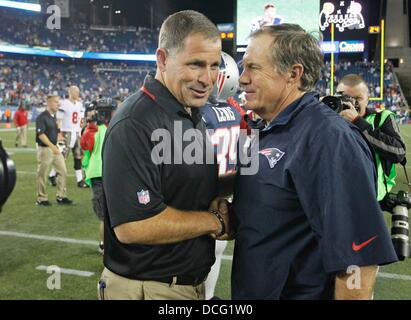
[352,236,378,252]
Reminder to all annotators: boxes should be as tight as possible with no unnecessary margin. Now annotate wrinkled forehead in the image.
[171,33,222,63]
[243,35,273,63]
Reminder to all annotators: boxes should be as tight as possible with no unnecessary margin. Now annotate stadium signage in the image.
[319,1,366,33]
[321,40,365,54]
[321,41,339,53]
[339,40,365,53]
[217,23,235,33]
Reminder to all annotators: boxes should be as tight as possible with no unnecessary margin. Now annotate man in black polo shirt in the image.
[99,10,228,300]
[36,95,72,206]
[230,24,397,300]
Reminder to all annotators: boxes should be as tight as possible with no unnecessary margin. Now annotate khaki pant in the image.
[98,268,205,300]
[16,125,27,147]
[37,146,67,201]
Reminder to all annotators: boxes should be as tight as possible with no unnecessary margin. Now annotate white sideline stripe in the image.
[2,230,411,282]
[36,265,94,277]
[0,127,35,132]
[6,148,37,152]
[17,171,75,177]
[222,254,233,261]
[0,231,99,246]
[378,272,411,281]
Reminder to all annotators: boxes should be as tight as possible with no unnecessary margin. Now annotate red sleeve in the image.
[227,97,245,116]
[226,97,249,130]
[80,122,98,151]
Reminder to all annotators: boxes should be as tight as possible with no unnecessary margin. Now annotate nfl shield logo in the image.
[259,148,285,169]
[137,189,150,205]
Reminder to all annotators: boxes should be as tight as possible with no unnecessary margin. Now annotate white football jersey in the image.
[57,99,85,133]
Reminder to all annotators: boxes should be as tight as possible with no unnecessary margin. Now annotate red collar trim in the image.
[140,86,156,101]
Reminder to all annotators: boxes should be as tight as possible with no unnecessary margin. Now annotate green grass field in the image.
[1,123,411,300]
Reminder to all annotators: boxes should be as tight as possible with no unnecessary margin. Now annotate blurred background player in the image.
[13,103,28,148]
[250,3,284,33]
[35,95,72,206]
[4,107,11,128]
[50,85,88,188]
[201,52,243,299]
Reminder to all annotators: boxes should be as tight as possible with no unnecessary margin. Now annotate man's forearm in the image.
[38,133,55,148]
[114,206,222,245]
[335,265,378,300]
[354,116,406,162]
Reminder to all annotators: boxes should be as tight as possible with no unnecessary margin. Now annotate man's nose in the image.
[239,69,250,86]
[198,68,213,87]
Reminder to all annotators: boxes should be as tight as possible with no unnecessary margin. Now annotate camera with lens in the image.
[383,191,411,261]
[322,92,361,114]
[0,139,16,212]
[85,97,117,125]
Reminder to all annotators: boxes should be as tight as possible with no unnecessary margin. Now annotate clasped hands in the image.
[208,198,233,240]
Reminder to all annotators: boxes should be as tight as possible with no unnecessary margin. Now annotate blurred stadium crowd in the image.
[0,13,409,123]
[0,9,157,53]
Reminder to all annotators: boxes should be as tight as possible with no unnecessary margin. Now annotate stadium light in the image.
[0,0,41,12]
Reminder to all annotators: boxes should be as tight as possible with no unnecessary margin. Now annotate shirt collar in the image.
[140,73,201,123]
[248,92,319,132]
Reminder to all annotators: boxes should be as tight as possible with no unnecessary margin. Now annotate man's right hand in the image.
[339,101,360,122]
[209,198,231,240]
[51,145,60,155]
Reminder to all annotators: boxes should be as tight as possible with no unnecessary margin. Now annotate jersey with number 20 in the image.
[201,101,243,176]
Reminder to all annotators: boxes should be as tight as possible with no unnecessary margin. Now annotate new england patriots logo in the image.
[258,148,285,169]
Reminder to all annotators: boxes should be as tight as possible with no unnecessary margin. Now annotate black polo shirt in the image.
[102,74,219,280]
[232,92,397,300]
[35,110,58,146]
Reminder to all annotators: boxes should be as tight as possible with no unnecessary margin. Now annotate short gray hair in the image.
[250,24,324,92]
[159,10,220,53]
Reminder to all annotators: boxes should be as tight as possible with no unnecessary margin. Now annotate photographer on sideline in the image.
[80,98,118,254]
[337,74,406,205]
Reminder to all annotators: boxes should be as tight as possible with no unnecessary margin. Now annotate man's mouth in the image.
[190,88,208,98]
[245,91,255,99]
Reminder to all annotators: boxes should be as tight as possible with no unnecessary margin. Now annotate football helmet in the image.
[212,52,240,102]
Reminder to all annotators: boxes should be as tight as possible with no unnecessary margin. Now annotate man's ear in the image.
[289,64,304,85]
[156,48,168,72]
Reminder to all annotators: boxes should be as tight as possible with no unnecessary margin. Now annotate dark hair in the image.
[264,3,275,10]
[158,10,220,54]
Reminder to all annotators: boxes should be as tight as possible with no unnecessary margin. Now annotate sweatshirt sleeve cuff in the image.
[352,116,372,132]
